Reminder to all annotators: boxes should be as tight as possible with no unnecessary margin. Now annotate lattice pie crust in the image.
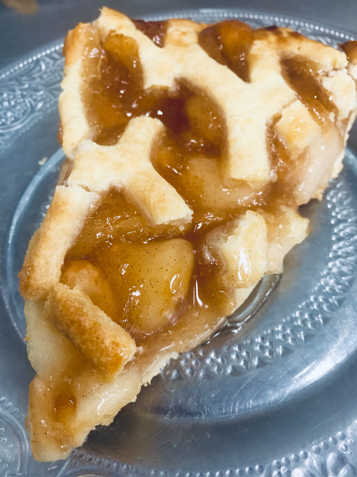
[18,8,357,461]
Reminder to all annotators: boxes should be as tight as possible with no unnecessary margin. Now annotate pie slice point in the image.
[19,9,357,460]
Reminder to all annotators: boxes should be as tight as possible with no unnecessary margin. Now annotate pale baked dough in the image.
[68,117,192,224]
[19,8,357,461]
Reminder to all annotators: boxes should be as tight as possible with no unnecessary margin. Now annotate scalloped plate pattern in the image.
[1,8,357,477]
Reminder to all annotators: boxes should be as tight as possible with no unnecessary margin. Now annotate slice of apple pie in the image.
[19,8,357,461]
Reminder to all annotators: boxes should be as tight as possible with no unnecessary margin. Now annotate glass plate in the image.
[1,8,357,477]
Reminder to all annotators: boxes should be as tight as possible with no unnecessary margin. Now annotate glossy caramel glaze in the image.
[281,55,338,127]
[132,19,167,47]
[198,20,254,82]
[63,20,339,342]
[53,392,77,424]
[340,40,357,63]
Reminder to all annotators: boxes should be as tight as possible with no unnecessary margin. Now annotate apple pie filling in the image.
[19,9,357,460]
[59,20,342,343]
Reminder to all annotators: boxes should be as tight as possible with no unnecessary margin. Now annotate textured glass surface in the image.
[1,9,357,477]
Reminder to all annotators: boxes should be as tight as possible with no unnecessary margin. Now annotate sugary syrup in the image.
[62,21,322,347]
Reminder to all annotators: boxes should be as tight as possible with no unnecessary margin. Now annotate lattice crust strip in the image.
[94,9,349,186]
[68,117,192,224]
[60,9,357,199]
[18,7,357,461]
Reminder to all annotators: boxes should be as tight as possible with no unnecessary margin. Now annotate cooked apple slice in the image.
[92,238,194,334]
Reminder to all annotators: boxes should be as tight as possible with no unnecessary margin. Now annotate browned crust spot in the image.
[45,283,136,378]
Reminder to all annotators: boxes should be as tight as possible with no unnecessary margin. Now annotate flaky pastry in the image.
[19,8,357,461]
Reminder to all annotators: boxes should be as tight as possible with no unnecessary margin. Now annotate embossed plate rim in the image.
[1,7,357,477]
[6,147,357,422]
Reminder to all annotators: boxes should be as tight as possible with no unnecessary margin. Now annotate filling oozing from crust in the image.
[22,16,357,458]
[59,20,344,341]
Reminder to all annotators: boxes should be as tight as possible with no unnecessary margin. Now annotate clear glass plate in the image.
[1,8,357,477]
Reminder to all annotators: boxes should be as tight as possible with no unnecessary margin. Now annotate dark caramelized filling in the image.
[63,21,337,341]
[281,55,338,127]
[132,19,167,47]
[85,31,225,153]
[340,40,357,63]
[67,188,190,257]
[63,188,237,340]
[199,20,254,82]
[267,120,295,185]
[151,134,264,236]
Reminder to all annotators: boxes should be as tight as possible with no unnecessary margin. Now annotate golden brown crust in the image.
[255,27,347,69]
[20,8,357,461]
[60,23,100,158]
[340,40,357,65]
[67,117,192,224]
[19,185,97,301]
[45,284,136,378]
[63,23,90,72]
